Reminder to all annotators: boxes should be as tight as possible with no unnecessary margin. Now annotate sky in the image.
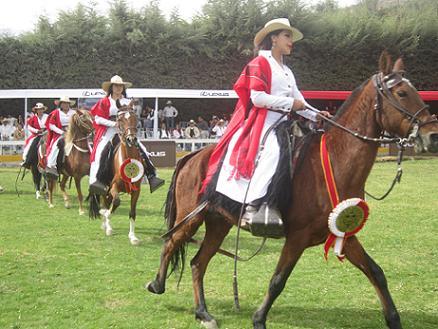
[0,0,359,35]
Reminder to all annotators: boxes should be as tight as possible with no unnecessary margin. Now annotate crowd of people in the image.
[139,104,229,140]
[0,115,25,154]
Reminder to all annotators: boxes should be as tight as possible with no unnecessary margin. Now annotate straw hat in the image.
[54,96,76,106]
[32,102,48,112]
[102,75,132,92]
[166,100,172,105]
[189,119,196,124]
[254,18,303,47]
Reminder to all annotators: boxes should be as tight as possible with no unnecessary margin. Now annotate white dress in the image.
[215,50,317,203]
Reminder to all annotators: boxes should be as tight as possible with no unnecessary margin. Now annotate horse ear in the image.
[379,50,393,75]
[393,58,405,73]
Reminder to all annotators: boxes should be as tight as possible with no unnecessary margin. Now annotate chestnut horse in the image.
[46,109,93,214]
[88,105,143,245]
[146,52,438,329]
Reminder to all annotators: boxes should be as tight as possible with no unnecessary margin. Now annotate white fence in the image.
[0,138,219,157]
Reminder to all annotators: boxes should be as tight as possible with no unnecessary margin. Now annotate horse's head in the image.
[375,51,438,152]
[116,99,138,147]
[73,108,94,134]
[66,108,94,143]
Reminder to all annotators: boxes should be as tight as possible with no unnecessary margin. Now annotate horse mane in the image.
[65,111,79,144]
[66,109,92,143]
[324,78,370,131]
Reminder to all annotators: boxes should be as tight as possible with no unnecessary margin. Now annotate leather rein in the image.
[306,72,438,200]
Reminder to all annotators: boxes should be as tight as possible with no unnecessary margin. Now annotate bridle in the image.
[117,110,138,147]
[307,71,437,147]
[373,71,436,145]
[305,71,438,201]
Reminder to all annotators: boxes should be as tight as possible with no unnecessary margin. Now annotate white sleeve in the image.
[27,125,39,134]
[49,124,64,135]
[288,84,318,122]
[95,115,117,127]
[250,90,293,112]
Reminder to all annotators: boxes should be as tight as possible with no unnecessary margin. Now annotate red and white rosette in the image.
[120,158,144,184]
[324,198,369,260]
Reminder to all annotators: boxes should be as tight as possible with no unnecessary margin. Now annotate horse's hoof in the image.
[105,228,113,236]
[79,210,85,216]
[201,320,218,329]
[64,203,71,209]
[48,204,55,209]
[129,237,140,246]
[35,191,41,199]
[145,280,165,294]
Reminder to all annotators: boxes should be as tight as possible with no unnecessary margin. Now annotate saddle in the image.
[244,118,314,238]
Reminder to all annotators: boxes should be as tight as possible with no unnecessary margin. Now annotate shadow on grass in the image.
[165,302,438,329]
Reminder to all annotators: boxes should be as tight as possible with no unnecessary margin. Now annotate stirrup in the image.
[89,181,109,195]
[45,166,59,179]
[241,203,284,239]
[148,176,165,193]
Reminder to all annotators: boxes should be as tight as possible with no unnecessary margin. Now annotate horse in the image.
[23,131,47,200]
[146,51,438,329]
[46,109,93,215]
[88,104,143,245]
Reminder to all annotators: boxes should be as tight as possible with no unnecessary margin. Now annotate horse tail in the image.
[164,149,203,278]
[88,194,101,219]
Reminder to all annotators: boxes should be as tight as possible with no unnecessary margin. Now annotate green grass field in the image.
[0,159,437,329]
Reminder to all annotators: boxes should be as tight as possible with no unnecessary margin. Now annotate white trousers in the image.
[89,127,116,185]
[47,137,62,168]
[22,135,37,161]
[216,125,280,204]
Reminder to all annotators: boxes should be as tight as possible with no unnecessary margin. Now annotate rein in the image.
[305,72,437,201]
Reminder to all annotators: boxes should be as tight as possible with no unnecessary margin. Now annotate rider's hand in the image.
[316,111,332,129]
[291,100,305,112]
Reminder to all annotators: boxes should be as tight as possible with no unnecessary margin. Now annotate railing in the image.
[0,138,219,157]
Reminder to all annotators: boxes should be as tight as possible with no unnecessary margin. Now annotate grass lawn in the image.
[0,159,437,329]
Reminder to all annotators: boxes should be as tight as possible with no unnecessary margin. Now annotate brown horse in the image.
[47,109,93,214]
[146,52,438,329]
[88,105,143,245]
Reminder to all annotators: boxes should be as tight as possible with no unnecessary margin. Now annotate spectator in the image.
[159,122,170,139]
[209,115,219,138]
[197,116,209,139]
[13,123,25,140]
[163,100,178,130]
[13,123,25,154]
[0,118,14,141]
[157,108,164,126]
[170,123,183,139]
[211,119,226,139]
[143,107,155,138]
[133,99,142,118]
[184,119,200,139]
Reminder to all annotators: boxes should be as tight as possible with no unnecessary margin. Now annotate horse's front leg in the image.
[99,185,119,236]
[128,189,141,245]
[191,216,232,329]
[74,176,85,215]
[253,233,307,329]
[344,236,402,329]
[60,175,70,209]
[31,164,42,199]
[47,177,56,208]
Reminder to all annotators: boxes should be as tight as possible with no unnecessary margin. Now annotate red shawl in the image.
[90,97,111,162]
[200,55,272,193]
[45,109,62,157]
[25,115,42,146]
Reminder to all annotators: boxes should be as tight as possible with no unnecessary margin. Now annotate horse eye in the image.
[396,90,407,97]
